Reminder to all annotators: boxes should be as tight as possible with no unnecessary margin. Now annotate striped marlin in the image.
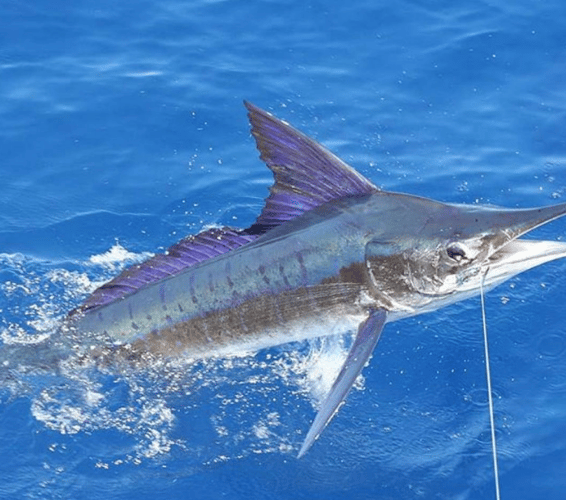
[66,102,566,457]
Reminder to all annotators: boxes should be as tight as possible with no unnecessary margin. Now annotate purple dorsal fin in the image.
[75,227,257,314]
[74,103,378,315]
[244,101,378,232]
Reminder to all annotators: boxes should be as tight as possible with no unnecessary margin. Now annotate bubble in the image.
[537,335,565,358]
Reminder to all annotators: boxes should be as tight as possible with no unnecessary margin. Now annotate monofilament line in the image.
[480,273,501,500]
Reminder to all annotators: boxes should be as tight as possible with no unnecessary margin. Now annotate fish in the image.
[64,101,566,457]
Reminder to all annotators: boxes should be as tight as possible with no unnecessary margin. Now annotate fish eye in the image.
[446,242,469,262]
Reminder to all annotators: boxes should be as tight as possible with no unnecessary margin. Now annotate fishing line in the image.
[480,270,501,500]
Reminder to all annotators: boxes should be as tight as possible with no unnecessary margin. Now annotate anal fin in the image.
[297,308,387,458]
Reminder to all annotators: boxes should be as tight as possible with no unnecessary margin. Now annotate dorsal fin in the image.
[74,103,378,315]
[244,101,378,233]
[74,227,257,314]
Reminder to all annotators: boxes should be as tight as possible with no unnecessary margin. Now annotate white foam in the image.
[88,242,153,269]
[270,334,362,409]
[0,243,368,463]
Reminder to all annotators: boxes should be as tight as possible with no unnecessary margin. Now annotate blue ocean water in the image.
[1,0,566,498]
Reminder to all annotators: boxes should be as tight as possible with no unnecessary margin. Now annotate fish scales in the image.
[72,203,371,355]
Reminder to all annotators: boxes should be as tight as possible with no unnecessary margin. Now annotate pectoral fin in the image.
[297,308,387,458]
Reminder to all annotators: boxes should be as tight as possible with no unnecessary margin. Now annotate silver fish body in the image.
[67,102,566,456]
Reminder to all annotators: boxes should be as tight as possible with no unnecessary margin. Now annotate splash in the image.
[0,244,355,464]
[0,246,179,462]
[88,242,154,269]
